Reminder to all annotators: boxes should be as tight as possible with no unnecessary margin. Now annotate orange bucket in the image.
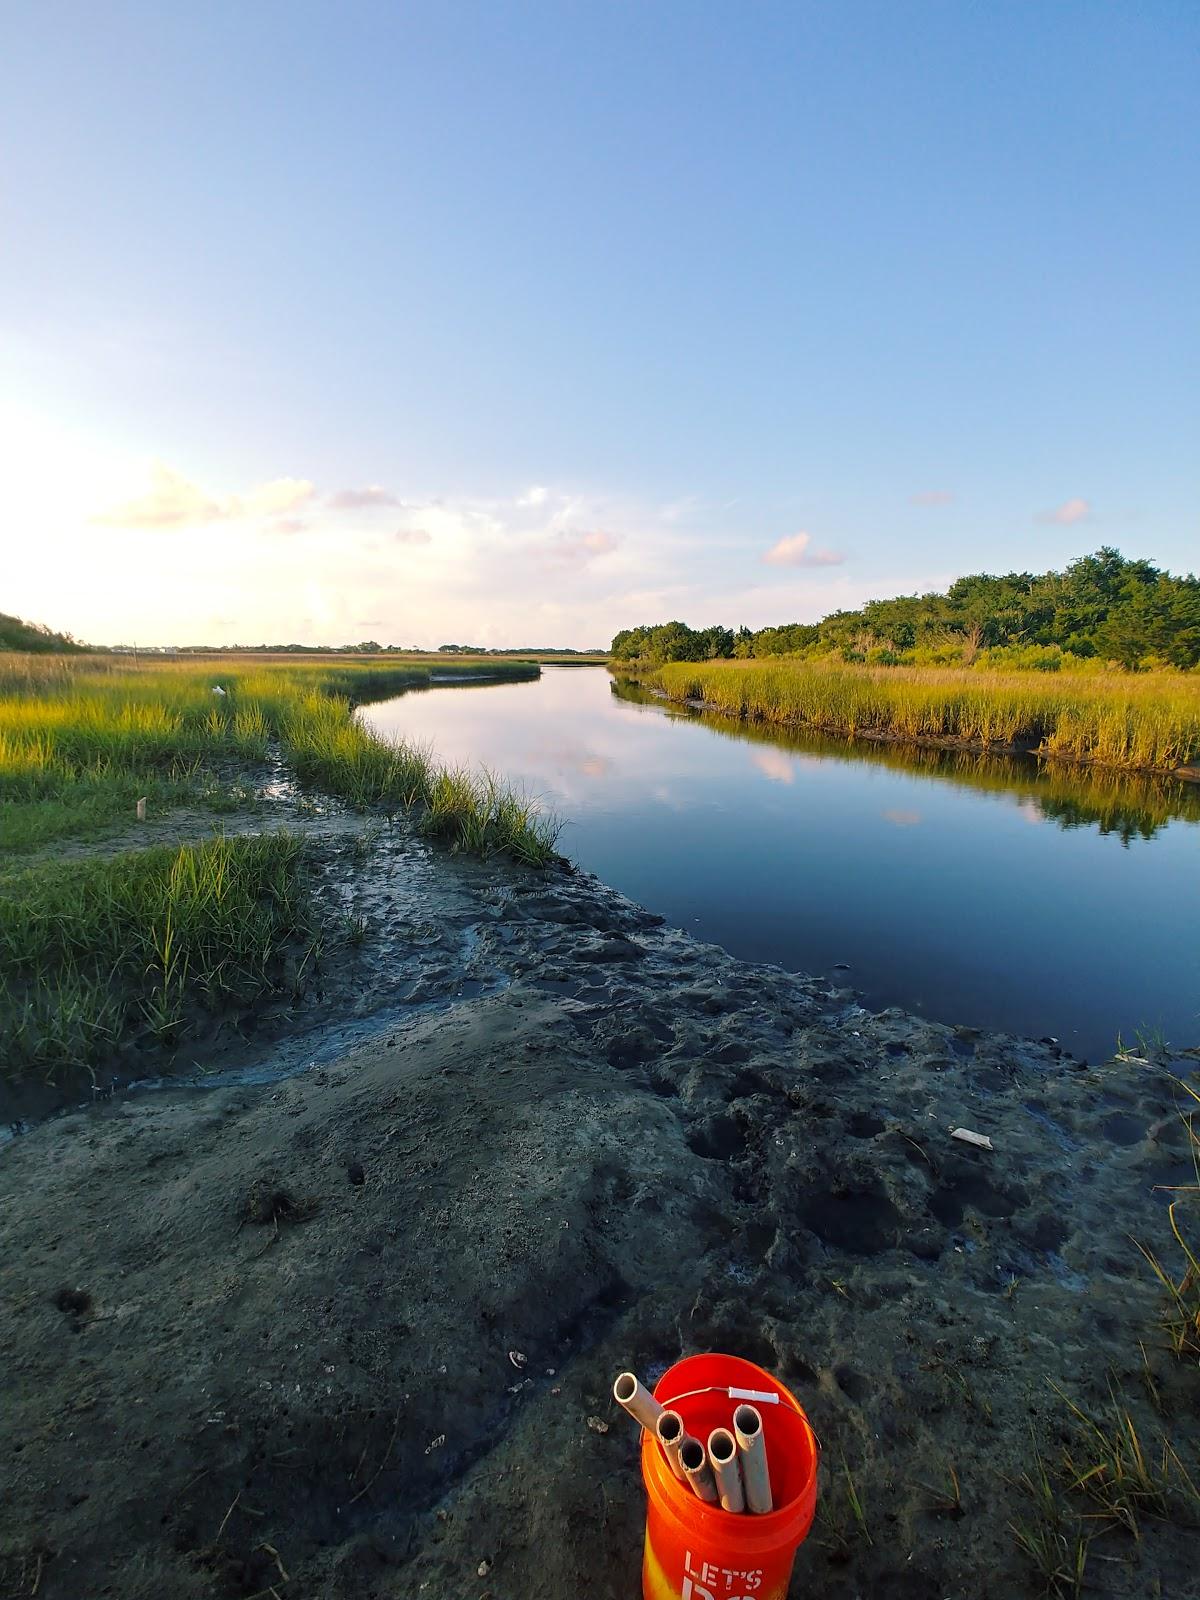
[640,1353,819,1600]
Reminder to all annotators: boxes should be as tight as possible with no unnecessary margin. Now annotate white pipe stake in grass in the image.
[613,1371,663,1435]
[707,1427,745,1513]
[136,797,146,821]
[655,1408,688,1482]
[733,1403,773,1513]
[680,1436,719,1504]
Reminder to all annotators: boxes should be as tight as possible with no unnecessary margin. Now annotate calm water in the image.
[361,667,1200,1063]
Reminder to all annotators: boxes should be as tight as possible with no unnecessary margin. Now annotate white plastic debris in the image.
[950,1127,993,1151]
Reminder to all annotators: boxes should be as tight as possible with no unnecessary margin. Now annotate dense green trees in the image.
[0,613,84,653]
[609,549,1200,670]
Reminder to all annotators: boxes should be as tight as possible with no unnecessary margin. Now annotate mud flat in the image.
[1,826,1197,1599]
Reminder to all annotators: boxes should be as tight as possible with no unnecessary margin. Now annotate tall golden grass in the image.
[644,659,1200,772]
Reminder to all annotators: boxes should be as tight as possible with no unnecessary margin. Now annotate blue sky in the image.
[2,2,1196,646]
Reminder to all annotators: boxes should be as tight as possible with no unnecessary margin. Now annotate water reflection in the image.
[359,666,1200,1060]
[609,680,1200,846]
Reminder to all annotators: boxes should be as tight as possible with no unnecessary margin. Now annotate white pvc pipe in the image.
[655,1408,688,1482]
[707,1427,745,1513]
[733,1403,773,1514]
[613,1371,663,1435]
[680,1436,719,1503]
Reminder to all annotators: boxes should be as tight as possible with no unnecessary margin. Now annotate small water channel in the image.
[360,666,1200,1064]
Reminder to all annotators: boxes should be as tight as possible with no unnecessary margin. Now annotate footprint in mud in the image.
[52,1287,92,1318]
[928,1165,1027,1228]
[709,1039,751,1065]
[798,1182,903,1255]
[605,1029,660,1071]
[847,1111,885,1139]
[728,1066,773,1099]
[834,1364,871,1403]
[1101,1110,1144,1146]
[686,1113,744,1161]
[1020,1211,1067,1252]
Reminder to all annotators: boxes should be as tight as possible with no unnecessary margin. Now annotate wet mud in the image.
[2,830,1198,1598]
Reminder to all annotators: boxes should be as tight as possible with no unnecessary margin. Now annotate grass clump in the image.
[642,659,1200,773]
[1009,1446,1091,1598]
[0,832,312,1076]
[423,767,561,864]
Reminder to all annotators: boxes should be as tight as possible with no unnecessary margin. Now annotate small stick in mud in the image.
[613,1370,663,1434]
[655,1408,689,1481]
[733,1403,773,1513]
[214,1490,242,1542]
[707,1427,746,1513]
[680,1436,719,1503]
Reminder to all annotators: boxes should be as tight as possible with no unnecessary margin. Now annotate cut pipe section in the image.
[733,1403,773,1513]
[680,1436,719,1504]
[613,1371,663,1435]
[707,1427,746,1513]
[655,1408,688,1482]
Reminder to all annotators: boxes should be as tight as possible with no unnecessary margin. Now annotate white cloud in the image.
[245,478,316,517]
[52,466,868,648]
[517,485,549,507]
[761,531,845,568]
[1037,497,1091,525]
[94,462,314,529]
[93,463,223,528]
[546,529,620,564]
[328,485,399,509]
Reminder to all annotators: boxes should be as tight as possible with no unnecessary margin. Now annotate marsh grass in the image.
[1136,1079,1200,1363]
[612,677,1200,840]
[813,1452,873,1560]
[1009,1446,1091,1598]
[0,833,311,1076]
[643,659,1200,773]
[1051,1379,1200,1540]
[0,654,559,1083]
[423,767,561,863]
[0,653,559,861]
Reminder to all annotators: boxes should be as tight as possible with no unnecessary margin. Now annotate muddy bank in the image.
[2,835,1198,1599]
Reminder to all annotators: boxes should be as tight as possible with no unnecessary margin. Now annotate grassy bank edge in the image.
[0,657,562,1086]
[1,656,562,860]
[617,659,1200,776]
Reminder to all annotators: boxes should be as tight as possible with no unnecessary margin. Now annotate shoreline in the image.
[2,825,1198,1598]
[631,680,1200,784]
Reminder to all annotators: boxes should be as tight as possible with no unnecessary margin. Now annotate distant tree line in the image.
[436,643,603,655]
[610,549,1200,671]
[0,613,85,653]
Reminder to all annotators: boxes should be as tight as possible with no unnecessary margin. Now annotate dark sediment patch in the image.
[0,837,1196,1599]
